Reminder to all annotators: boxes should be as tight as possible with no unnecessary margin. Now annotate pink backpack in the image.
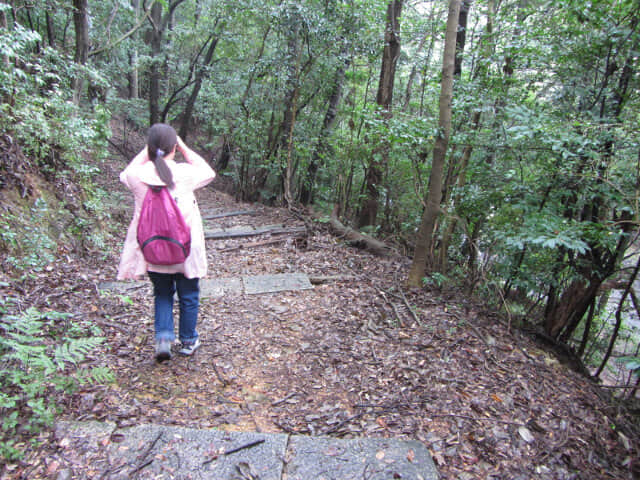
[137,186,191,265]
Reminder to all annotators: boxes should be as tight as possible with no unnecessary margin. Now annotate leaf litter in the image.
[1,163,639,480]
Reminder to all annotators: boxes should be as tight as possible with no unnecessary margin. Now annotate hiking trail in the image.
[4,161,639,479]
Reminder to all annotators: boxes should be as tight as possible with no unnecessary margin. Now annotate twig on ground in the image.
[203,210,257,220]
[211,358,228,387]
[321,412,365,435]
[203,439,267,465]
[129,431,163,477]
[429,413,525,427]
[308,275,357,284]
[397,285,422,326]
[273,420,300,434]
[271,392,299,406]
[224,439,265,456]
[389,300,406,327]
[221,237,289,252]
[244,401,261,432]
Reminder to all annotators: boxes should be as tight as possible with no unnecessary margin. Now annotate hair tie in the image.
[156,148,165,158]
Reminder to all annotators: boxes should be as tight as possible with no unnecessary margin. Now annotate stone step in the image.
[99,273,314,298]
[55,421,439,480]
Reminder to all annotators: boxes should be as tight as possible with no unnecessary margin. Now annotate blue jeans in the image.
[148,272,199,344]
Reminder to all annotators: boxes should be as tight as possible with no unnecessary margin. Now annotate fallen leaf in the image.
[376,450,385,460]
[432,451,446,466]
[518,426,535,443]
[407,449,415,462]
[324,446,340,456]
[46,460,60,475]
[376,417,388,428]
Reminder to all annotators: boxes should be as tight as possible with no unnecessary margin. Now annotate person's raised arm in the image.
[119,147,148,188]
[176,136,215,189]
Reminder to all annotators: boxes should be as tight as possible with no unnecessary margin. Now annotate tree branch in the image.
[90,7,152,57]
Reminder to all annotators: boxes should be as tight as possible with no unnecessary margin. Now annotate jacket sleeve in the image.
[120,148,149,196]
[181,145,216,190]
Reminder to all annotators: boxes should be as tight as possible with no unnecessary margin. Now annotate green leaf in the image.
[615,356,640,371]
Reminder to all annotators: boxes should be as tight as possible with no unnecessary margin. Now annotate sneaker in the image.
[155,339,172,362]
[179,338,201,356]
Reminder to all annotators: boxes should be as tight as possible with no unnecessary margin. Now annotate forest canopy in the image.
[0,0,639,391]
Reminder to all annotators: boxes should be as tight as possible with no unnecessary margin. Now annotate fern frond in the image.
[54,337,105,367]
[76,366,114,385]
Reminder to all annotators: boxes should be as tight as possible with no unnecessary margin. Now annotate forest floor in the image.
[2,152,640,480]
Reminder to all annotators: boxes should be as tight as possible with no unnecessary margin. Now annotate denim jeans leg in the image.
[176,275,199,343]
[149,272,176,342]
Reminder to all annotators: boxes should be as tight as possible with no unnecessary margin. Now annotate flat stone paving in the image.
[243,273,313,295]
[55,421,439,480]
[99,273,313,298]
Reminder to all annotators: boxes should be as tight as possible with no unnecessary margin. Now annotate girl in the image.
[117,124,215,362]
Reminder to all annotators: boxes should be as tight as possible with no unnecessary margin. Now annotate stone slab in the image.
[200,277,243,297]
[97,281,149,294]
[98,274,314,298]
[284,435,439,480]
[54,422,439,480]
[57,422,287,480]
[243,273,313,295]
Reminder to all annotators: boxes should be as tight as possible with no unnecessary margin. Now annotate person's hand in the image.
[176,136,187,155]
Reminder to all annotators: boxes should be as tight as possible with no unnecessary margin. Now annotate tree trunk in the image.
[454,0,471,76]
[72,0,90,105]
[407,0,461,287]
[543,16,637,338]
[45,5,56,48]
[402,2,444,113]
[148,2,163,125]
[281,27,302,207]
[357,0,402,228]
[147,0,187,125]
[128,0,140,99]
[179,33,219,141]
[545,278,601,338]
[436,0,475,270]
[595,255,640,377]
[577,299,596,357]
[300,54,349,205]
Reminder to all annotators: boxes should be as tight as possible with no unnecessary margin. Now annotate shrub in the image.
[0,303,112,461]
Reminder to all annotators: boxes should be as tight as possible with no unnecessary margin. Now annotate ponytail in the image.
[147,124,177,189]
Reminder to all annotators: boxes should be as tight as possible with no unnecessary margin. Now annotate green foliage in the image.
[616,355,640,374]
[0,306,112,461]
[0,198,56,272]
[423,272,448,290]
[0,11,114,267]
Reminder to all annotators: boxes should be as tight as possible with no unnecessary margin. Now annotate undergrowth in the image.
[0,299,113,462]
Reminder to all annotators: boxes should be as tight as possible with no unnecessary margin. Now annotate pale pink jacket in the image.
[116,146,215,280]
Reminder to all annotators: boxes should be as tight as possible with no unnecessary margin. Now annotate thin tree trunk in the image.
[543,15,638,338]
[595,256,640,378]
[300,53,350,205]
[577,298,596,358]
[241,24,271,119]
[402,1,437,114]
[72,0,90,105]
[408,0,462,286]
[45,3,56,48]
[454,0,471,76]
[147,0,187,125]
[437,1,475,270]
[179,33,219,141]
[128,0,140,99]
[148,1,163,125]
[357,0,402,228]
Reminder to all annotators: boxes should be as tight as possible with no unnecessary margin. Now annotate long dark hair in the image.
[147,123,177,189]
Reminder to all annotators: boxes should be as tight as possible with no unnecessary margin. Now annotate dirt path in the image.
[4,160,640,479]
